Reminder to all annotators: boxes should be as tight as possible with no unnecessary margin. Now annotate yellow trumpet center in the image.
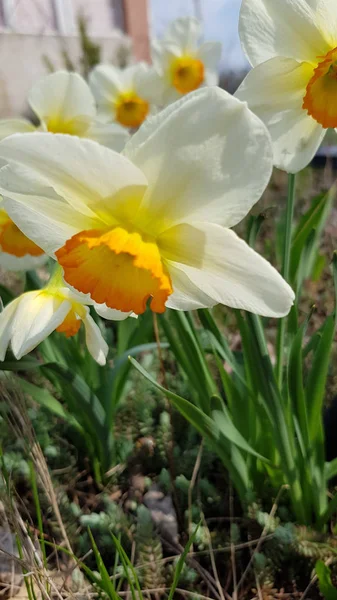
[56,309,82,338]
[170,55,205,94]
[55,226,173,315]
[303,47,337,128]
[0,210,44,257]
[115,90,149,128]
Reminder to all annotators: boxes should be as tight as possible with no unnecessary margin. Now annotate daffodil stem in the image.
[276,173,296,388]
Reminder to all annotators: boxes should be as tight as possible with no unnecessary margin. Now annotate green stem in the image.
[276,173,296,388]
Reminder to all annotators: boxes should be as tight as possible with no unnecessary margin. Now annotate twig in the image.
[201,513,228,600]
[299,556,334,600]
[230,483,237,600]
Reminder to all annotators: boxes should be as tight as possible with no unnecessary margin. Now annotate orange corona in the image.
[303,47,337,128]
[0,210,44,257]
[115,91,149,128]
[55,227,173,315]
[170,56,205,94]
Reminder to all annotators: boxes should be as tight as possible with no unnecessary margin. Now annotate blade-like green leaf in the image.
[316,560,337,600]
[212,409,271,464]
[168,523,200,600]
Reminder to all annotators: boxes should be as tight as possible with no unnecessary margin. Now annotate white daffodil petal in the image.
[89,64,123,117]
[11,291,71,359]
[0,133,148,219]
[83,313,108,366]
[0,297,21,360]
[165,262,216,311]
[125,87,273,232]
[165,17,202,53]
[133,64,166,105]
[28,71,96,135]
[0,119,36,141]
[240,0,331,66]
[0,252,48,272]
[0,163,98,255]
[308,0,337,48]
[94,303,132,321]
[236,57,326,172]
[86,121,130,152]
[160,222,294,317]
[198,42,222,74]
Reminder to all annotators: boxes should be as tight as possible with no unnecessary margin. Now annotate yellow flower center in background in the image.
[55,226,173,315]
[115,91,149,128]
[303,47,337,128]
[0,210,44,257]
[45,116,89,136]
[56,309,82,338]
[170,56,205,94]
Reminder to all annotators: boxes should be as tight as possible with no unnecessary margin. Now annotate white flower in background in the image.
[0,268,109,365]
[150,17,222,106]
[89,63,157,129]
[0,71,129,151]
[0,197,46,271]
[236,0,337,173]
[0,87,294,318]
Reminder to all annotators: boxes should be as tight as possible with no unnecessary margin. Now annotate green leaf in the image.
[316,560,337,600]
[110,533,143,600]
[212,409,271,464]
[290,187,335,284]
[307,315,335,440]
[42,363,115,471]
[0,283,14,306]
[88,530,121,600]
[0,356,41,371]
[18,378,80,428]
[168,523,200,600]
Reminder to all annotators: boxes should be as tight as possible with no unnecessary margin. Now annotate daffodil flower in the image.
[0,197,46,271]
[0,71,129,151]
[236,0,337,173]
[89,63,158,129]
[0,268,108,364]
[149,17,222,106]
[0,88,294,317]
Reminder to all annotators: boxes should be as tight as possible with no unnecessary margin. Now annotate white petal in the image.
[83,313,108,365]
[124,86,273,233]
[133,64,166,105]
[198,42,222,81]
[0,133,148,222]
[160,222,295,317]
[165,262,216,311]
[0,119,35,141]
[10,291,71,358]
[164,17,202,53]
[94,303,132,321]
[0,297,21,360]
[308,0,337,48]
[28,71,96,135]
[89,64,123,122]
[239,0,331,66]
[85,120,130,151]
[236,57,326,172]
[0,251,48,272]
[0,163,98,255]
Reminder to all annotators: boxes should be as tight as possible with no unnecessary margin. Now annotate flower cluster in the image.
[0,11,313,364]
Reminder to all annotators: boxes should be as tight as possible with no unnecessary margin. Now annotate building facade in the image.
[0,0,150,116]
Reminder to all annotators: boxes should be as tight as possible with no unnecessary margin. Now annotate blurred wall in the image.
[0,0,150,117]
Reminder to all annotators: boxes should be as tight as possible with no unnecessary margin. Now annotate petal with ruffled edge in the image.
[124,86,273,234]
[82,313,108,365]
[159,222,294,317]
[0,133,148,224]
[0,119,36,141]
[236,56,326,172]
[28,71,96,136]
